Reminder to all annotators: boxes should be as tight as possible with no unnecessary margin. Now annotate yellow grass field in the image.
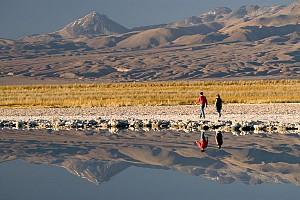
[0,80,299,108]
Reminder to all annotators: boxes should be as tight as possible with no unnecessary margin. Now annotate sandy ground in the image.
[0,103,300,123]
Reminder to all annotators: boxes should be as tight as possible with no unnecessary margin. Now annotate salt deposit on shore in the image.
[0,104,299,123]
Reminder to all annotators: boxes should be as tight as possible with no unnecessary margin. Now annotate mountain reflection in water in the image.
[0,129,299,186]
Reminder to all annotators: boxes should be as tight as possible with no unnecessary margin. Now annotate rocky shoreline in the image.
[1,117,300,135]
[0,104,300,134]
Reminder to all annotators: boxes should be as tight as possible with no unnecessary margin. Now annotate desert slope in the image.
[1,2,300,82]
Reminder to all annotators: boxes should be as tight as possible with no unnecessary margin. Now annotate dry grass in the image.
[0,80,299,108]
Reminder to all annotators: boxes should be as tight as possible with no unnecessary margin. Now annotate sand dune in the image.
[117,23,222,49]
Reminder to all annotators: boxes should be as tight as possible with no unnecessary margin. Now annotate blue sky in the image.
[0,0,294,39]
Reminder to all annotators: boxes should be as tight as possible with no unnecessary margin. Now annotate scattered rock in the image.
[1,118,299,135]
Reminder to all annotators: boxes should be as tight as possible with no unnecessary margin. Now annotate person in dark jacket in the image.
[215,94,223,118]
[215,131,223,149]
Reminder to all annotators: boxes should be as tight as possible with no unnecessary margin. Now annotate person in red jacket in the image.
[194,132,209,152]
[197,92,208,119]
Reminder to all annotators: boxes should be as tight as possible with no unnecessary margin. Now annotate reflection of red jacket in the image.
[197,96,208,105]
[195,139,208,149]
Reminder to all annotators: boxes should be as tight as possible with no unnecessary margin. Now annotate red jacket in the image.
[195,139,208,149]
[198,96,208,106]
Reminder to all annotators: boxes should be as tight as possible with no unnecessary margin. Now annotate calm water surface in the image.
[0,129,299,200]
[0,160,299,200]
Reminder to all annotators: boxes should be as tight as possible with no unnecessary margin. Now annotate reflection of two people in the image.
[194,131,223,152]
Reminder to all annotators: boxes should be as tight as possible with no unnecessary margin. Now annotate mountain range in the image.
[1,2,300,83]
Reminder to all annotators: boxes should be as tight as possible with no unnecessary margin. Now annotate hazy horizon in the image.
[0,0,295,39]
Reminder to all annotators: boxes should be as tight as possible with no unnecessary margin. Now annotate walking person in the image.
[194,131,209,152]
[215,131,223,149]
[215,94,223,118]
[197,92,208,119]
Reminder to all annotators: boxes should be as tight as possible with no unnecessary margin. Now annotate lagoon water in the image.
[0,129,299,200]
[0,160,299,200]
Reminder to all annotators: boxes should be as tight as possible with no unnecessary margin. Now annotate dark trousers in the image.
[216,106,222,117]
